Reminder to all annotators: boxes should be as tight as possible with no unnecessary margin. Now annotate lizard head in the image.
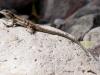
[0,9,14,18]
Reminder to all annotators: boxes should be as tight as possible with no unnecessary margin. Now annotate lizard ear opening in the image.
[9,12,14,17]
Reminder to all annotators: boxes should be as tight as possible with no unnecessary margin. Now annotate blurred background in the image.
[0,0,93,26]
[1,0,100,60]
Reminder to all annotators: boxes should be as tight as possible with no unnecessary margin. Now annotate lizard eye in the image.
[5,10,9,13]
[2,10,9,13]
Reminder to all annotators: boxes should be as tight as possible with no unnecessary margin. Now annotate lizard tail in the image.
[34,24,77,42]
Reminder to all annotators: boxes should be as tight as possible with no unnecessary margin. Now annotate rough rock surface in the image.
[0,19,100,75]
[83,27,100,42]
[88,43,100,61]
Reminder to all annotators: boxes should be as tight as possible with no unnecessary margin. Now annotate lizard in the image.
[0,9,99,62]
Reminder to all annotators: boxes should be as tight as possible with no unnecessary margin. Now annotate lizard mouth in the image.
[0,11,4,14]
[0,9,15,18]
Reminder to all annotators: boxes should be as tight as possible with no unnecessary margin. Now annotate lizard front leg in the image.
[26,26,35,34]
[3,19,14,27]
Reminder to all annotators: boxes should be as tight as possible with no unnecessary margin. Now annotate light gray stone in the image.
[88,43,100,61]
[0,19,100,75]
[67,14,94,40]
[83,27,100,42]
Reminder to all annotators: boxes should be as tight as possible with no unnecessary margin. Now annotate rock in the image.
[53,18,64,29]
[67,13,100,40]
[88,43,100,61]
[53,18,64,26]
[64,18,78,31]
[37,19,50,24]
[67,14,94,40]
[0,19,100,75]
[89,0,100,6]
[73,3,100,18]
[40,0,87,22]
[83,27,100,42]
[62,0,100,27]
[57,18,78,31]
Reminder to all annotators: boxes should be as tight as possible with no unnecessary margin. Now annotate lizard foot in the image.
[26,27,34,34]
[3,22,14,27]
[2,19,14,27]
